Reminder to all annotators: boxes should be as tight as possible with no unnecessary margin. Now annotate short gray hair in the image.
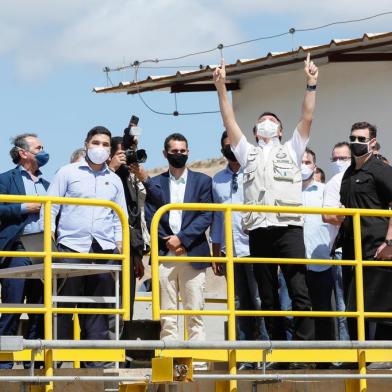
[70,148,86,163]
[9,133,38,164]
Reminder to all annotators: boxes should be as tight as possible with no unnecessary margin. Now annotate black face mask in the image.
[350,142,370,158]
[222,145,237,162]
[167,153,188,168]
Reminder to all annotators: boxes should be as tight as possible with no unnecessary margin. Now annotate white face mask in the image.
[87,146,110,165]
[301,164,314,181]
[330,159,351,177]
[256,119,280,139]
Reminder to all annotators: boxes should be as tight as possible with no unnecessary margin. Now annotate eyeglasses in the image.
[330,156,351,162]
[231,173,238,193]
[349,135,370,143]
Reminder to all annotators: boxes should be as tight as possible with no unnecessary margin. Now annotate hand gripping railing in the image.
[0,195,130,392]
[150,203,392,392]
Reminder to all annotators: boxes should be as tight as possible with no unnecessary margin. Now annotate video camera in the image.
[122,115,147,165]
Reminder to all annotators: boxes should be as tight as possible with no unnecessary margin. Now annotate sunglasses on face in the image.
[349,135,371,143]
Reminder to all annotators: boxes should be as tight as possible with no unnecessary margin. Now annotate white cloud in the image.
[1,0,241,79]
[1,0,391,80]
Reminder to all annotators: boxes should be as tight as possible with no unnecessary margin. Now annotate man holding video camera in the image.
[109,116,150,321]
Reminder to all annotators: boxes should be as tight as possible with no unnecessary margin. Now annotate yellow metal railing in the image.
[150,203,392,392]
[0,195,130,392]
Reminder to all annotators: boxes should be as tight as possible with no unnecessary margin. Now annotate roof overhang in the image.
[94,32,392,95]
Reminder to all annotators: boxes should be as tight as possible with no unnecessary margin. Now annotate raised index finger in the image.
[220,58,225,71]
[305,52,310,66]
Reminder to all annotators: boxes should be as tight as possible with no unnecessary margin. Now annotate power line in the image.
[105,10,392,116]
[133,64,220,116]
[104,11,392,73]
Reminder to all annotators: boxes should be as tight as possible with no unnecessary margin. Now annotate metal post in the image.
[53,274,57,370]
[224,208,237,392]
[150,208,160,323]
[119,205,131,321]
[73,314,81,368]
[353,212,367,392]
[115,269,120,370]
[43,201,54,392]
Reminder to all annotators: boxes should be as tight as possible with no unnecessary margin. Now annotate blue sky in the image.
[1,0,392,180]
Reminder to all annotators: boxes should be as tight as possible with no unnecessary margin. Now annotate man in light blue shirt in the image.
[211,131,268,370]
[301,148,334,344]
[46,126,127,368]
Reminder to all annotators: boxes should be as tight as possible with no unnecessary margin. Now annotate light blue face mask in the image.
[34,150,50,167]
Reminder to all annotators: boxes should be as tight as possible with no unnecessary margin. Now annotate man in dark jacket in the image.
[341,122,392,355]
[0,133,50,368]
[144,133,212,341]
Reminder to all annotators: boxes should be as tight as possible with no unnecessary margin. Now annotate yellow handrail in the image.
[0,194,130,392]
[150,202,392,392]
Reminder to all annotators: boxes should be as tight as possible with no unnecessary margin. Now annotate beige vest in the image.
[242,143,303,231]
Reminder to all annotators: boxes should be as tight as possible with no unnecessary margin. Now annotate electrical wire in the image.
[295,11,392,32]
[105,10,392,116]
[133,63,219,116]
[104,11,392,73]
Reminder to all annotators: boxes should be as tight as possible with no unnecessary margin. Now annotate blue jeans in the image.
[332,254,350,340]
[234,263,269,341]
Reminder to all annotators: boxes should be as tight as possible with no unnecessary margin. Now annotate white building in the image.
[95,32,392,175]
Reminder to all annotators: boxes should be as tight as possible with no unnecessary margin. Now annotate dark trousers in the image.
[250,226,314,341]
[307,268,334,340]
[234,263,269,341]
[342,258,392,341]
[57,241,116,368]
[0,243,44,369]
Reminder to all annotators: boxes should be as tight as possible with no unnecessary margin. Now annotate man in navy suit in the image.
[0,133,50,368]
[144,133,212,341]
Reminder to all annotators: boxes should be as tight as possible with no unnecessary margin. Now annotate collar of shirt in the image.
[224,165,242,176]
[169,168,188,184]
[18,165,42,180]
[303,181,320,193]
[78,158,110,175]
[354,154,375,173]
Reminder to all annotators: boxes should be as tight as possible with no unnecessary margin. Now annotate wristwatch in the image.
[385,239,392,247]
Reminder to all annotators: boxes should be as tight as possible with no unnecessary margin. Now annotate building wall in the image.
[232,61,392,179]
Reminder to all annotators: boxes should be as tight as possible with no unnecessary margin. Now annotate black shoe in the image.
[367,362,392,370]
[316,362,331,370]
[289,362,316,370]
[237,362,256,371]
[23,361,44,370]
[257,362,289,370]
[329,362,358,370]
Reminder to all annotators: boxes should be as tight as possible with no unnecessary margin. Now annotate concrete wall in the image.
[232,61,392,179]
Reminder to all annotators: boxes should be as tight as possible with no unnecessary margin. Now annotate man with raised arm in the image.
[213,54,318,368]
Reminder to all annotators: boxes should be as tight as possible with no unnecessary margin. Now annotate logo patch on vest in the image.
[275,151,287,159]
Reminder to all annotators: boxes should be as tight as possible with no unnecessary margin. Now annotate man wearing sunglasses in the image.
[340,122,392,356]
[213,54,318,366]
